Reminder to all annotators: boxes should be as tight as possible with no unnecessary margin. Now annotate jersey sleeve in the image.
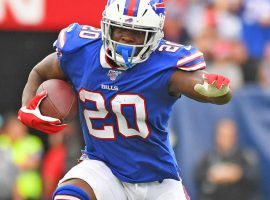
[53,23,102,86]
[176,46,206,71]
[53,23,101,55]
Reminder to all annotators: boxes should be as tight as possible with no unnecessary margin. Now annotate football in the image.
[37,79,78,123]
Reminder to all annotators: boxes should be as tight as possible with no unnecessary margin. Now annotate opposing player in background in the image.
[18,0,232,199]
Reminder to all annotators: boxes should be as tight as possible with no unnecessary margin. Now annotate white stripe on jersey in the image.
[178,62,206,71]
[58,28,68,49]
[54,194,81,200]
[177,52,203,66]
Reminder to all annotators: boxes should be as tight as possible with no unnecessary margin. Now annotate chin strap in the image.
[116,44,134,68]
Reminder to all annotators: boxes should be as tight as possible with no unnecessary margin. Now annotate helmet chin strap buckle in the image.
[116,44,134,68]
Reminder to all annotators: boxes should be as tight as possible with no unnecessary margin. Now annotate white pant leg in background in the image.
[58,159,127,200]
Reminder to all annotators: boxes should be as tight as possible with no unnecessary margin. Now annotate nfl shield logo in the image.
[107,70,122,81]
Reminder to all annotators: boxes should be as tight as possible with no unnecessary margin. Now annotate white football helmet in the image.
[101,0,166,68]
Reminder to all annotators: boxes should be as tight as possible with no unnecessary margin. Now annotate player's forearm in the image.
[21,67,45,106]
[21,53,66,106]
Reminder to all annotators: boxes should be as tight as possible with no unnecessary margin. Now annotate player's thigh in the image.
[149,179,190,200]
[57,159,127,200]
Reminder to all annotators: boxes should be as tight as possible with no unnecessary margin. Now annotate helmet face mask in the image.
[101,0,166,68]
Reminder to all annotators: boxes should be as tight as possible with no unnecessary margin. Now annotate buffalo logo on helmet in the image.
[150,0,165,16]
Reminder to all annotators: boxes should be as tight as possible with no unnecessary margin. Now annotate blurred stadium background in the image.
[0,0,269,199]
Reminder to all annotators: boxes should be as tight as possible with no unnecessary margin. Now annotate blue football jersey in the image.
[54,23,206,183]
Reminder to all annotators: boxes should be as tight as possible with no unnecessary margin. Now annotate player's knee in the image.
[53,185,91,200]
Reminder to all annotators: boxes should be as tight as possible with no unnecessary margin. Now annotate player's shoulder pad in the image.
[53,23,102,54]
[176,44,206,71]
[157,40,206,71]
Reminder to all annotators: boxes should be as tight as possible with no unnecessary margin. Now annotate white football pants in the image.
[58,159,190,200]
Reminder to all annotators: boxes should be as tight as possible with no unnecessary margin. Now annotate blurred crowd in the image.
[164,1,269,199]
[0,0,269,199]
[195,118,261,200]
[0,113,83,200]
[164,0,270,90]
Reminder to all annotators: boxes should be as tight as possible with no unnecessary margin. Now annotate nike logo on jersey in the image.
[101,84,119,91]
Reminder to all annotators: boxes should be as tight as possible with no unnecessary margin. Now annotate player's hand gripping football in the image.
[18,91,67,134]
[194,74,230,97]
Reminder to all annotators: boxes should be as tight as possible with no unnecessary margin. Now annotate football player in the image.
[18,0,232,199]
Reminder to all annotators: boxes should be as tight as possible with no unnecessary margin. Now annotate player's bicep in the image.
[168,45,211,100]
[33,52,66,80]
